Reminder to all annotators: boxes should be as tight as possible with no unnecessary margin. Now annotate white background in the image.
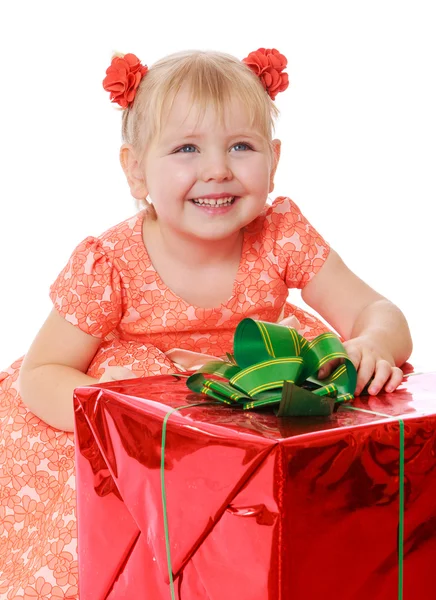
[0,0,435,369]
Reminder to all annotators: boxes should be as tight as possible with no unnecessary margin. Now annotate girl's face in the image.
[127,88,280,243]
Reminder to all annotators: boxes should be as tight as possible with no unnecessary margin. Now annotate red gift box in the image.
[74,373,436,599]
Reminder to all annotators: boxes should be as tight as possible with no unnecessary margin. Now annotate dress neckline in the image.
[134,211,252,311]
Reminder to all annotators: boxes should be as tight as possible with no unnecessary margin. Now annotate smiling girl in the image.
[0,48,411,597]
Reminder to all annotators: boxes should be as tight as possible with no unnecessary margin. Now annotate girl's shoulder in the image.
[245,195,329,257]
[266,196,305,218]
[67,211,146,265]
[54,211,147,280]
[49,211,147,337]
[245,196,311,235]
[94,210,145,252]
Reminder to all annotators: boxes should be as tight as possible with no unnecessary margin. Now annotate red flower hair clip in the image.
[103,53,148,109]
[242,48,289,100]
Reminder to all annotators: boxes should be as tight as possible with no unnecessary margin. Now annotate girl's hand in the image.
[318,335,404,396]
[301,250,412,390]
[98,366,138,383]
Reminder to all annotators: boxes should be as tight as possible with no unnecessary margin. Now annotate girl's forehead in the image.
[161,91,259,138]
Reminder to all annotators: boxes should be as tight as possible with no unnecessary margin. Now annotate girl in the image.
[0,48,412,598]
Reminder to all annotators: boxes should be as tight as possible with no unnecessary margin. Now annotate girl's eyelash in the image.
[175,145,198,153]
[232,142,253,151]
[174,142,254,153]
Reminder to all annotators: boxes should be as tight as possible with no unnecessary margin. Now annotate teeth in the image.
[192,196,235,206]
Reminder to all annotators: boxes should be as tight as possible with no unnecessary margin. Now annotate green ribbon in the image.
[187,318,358,416]
[160,403,405,599]
[161,403,405,600]
[344,406,404,599]
[160,403,203,600]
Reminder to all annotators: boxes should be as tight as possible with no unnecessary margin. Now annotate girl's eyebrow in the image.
[229,131,264,141]
[163,130,264,143]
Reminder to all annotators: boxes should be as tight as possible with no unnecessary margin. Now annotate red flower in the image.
[243,48,289,100]
[103,53,148,109]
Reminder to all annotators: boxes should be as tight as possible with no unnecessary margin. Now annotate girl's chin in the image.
[184,221,242,243]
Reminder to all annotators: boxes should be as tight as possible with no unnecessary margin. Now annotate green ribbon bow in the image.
[187,319,357,416]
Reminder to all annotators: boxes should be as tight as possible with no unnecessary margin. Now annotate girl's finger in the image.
[367,360,393,395]
[384,367,404,393]
[99,366,136,382]
[317,358,338,379]
[342,344,362,372]
[355,354,376,395]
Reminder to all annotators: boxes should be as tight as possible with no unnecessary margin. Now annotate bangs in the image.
[122,50,278,151]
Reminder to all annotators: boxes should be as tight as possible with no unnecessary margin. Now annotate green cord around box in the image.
[161,404,405,600]
[344,406,405,600]
[160,402,213,600]
[160,402,404,600]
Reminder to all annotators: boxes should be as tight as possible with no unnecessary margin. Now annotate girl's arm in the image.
[301,249,412,395]
[19,309,133,432]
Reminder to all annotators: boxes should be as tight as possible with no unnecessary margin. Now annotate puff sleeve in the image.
[268,197,330,289]
[49,237,123,338]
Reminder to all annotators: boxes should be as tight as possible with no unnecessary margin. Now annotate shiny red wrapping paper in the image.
[73,373,436,599]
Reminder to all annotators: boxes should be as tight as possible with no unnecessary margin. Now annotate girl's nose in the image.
[199,153,233,182]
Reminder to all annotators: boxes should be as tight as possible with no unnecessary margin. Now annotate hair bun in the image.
[103,53,148,109]
[242,48,289,100]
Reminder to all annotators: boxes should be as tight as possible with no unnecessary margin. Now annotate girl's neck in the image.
[143,218,244,269]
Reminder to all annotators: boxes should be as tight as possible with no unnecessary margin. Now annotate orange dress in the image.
[0,197,330,599]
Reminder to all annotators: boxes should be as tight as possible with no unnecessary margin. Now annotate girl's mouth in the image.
[190,196,236,207]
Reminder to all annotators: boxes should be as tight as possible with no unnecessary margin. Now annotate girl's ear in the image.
[120,144,148,200]
[269,139,281,193]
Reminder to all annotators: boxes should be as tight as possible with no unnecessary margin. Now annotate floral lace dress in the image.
[0,197,330,599]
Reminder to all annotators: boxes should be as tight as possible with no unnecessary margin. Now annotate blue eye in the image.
[232,143,252,152]
[176,145,197,153]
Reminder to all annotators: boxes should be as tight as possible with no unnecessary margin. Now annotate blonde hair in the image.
[121,50,280,214]
[123,49,279,146]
